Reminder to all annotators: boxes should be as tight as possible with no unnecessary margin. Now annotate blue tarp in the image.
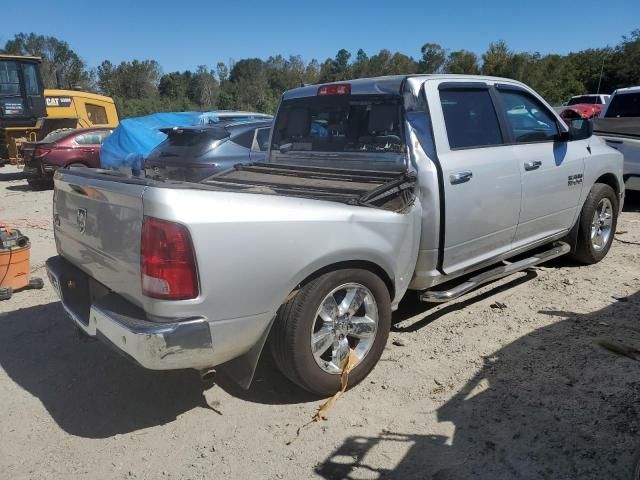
[100,112,220,170]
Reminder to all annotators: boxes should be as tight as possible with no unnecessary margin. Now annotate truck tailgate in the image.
[53,170,146,307]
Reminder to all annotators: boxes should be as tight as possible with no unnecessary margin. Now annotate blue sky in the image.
[3,0,639,73]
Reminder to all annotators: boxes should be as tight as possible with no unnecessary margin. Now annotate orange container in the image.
[0,227,31,290]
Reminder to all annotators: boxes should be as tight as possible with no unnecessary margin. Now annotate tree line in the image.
[2,31,639,118]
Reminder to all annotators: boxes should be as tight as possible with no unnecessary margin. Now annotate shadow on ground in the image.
[316,291,640,480]
[0,302,208,438]
[6,184,36,192]
[0,171,27,182]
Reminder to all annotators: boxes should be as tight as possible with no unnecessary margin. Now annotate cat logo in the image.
[45,96,73,108]
[568,174,583,186]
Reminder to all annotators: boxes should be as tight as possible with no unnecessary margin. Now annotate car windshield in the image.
[568,95,600,105]
[271,94,405,161]
[605,92,640,118]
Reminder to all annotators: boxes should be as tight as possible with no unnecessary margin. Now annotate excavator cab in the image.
[0,55,46,128]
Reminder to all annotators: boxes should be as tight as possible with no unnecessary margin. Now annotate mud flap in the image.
[218,316,276,389]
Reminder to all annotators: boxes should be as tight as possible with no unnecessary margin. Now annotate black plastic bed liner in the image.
[201,162,416,209]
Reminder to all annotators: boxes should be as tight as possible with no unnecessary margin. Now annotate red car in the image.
[23,127,113,189]
[559,94,611,124]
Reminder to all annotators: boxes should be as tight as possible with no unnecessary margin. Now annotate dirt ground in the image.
[1,165,639,480]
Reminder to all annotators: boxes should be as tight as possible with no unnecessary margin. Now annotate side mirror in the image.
[568,118,593,141]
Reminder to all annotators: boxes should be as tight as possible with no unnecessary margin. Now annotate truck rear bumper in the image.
[46,255,216,370]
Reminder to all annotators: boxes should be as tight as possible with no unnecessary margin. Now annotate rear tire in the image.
[269,268,391,396]
[571,183,618,264]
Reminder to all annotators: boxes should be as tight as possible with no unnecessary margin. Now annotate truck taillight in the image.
[317,84,351,96]
[141,217,199,300]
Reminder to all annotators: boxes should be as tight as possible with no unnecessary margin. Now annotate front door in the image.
[425,81,521,274]
[494,86,586,247]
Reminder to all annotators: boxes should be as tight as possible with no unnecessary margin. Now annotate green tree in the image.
[481,41,514,77]
[445,50,480,74]
[97,59,161,98]
[419,43,446,73]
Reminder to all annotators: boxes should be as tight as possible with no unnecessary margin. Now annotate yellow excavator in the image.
[0,54,119,165]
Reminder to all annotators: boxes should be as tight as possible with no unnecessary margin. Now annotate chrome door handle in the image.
[524,160,542,171]
[449,171,473,185]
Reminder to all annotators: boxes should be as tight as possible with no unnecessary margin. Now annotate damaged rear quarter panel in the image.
[142,187,422,326]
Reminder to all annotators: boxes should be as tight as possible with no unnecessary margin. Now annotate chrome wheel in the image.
[310,283,378,374]
[590,197,613,251]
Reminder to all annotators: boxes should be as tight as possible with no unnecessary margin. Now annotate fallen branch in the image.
[287,349,359,445]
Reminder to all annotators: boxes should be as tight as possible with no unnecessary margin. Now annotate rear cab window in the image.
[270,92,406,168]
[568,95,601,105]
[605,92,640,118]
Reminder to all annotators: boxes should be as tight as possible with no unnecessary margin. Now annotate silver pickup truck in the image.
[47,75,624,396]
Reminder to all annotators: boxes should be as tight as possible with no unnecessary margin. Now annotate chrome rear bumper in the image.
[46,255,215,370]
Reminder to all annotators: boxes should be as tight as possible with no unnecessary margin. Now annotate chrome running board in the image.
[421,241,571,303]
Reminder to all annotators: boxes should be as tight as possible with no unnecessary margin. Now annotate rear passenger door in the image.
[426,81,521,274]
[494,86,585,247]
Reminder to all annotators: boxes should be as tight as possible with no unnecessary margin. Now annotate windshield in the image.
[271,94,405,163]
[568,95,600,105]
[605,92,640,118]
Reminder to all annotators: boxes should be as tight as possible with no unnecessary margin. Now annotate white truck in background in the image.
[594,86,640,191]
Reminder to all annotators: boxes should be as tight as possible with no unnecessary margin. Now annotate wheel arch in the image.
[288,260,395,303]
[221,259,396,391]
[594,172,621,199]
[65,160,90,168]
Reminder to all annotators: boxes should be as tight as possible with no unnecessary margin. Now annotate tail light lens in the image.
[34,147,51,158]
[141,217,199,300]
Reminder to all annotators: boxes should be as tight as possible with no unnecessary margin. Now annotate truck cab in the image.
[0,55,46,127]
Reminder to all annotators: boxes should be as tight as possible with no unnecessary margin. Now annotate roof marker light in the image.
[317,84,351,96]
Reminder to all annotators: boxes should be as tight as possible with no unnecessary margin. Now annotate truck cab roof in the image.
[282,74,534,100]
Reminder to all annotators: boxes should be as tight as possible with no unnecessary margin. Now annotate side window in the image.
[75,133,93,145]
[439,89,503,149]
[253,128,270,151]
[0,61,21,96]
[75,132,107,145]
[85,104,108,125]
[95,130,112,144]
[231,129,255,149]
[497,90,559,142]
[22,63,40,96]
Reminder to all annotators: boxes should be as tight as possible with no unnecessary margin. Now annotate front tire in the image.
[269,269,391,396]
[572,183,618,264]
